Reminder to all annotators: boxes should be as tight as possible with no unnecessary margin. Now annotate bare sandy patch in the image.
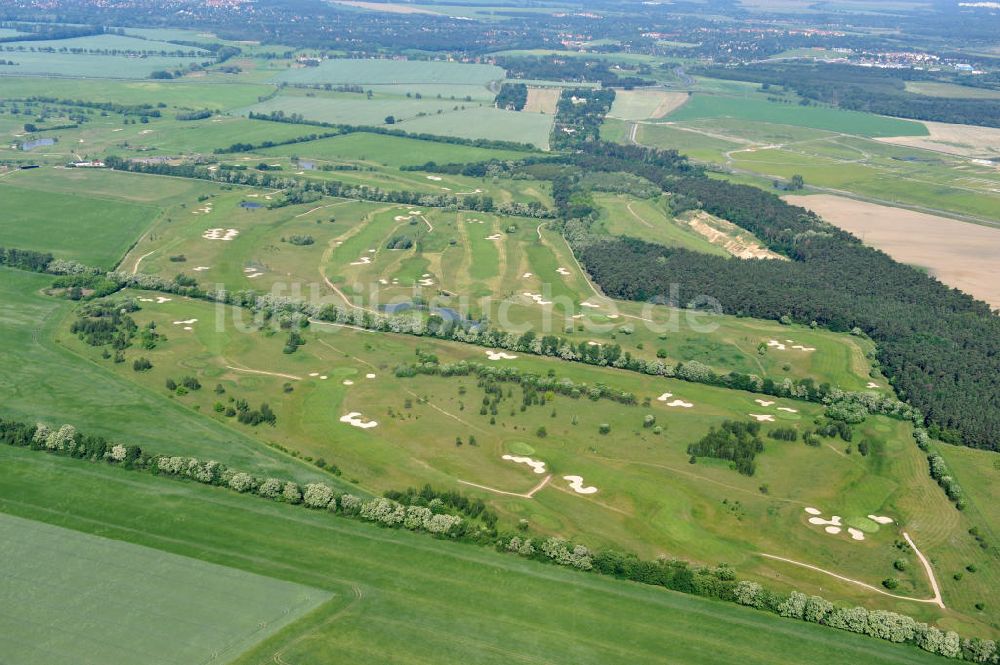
[876,120,1000,158]
[331,0,439,14]
[679,211,786,260]
[786,194,1000,307]
[523,87,561,114]
[609,90,690,121]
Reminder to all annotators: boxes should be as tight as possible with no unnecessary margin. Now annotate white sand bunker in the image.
[340,412,377,429]
[365,373,376,379]
[203,228,239,241]
[502,455,546,474]
[426,175,442,181]
[666,400,693,408]
[804,507,822,516]
[825,526,842,535]
[755,399,775,407]
[155,296,171,304]
[309,372,319,377]
[523,292,553,306]
[749,414,775,422]
[607,314,619,319]
[580,301,601,309]
[408,210,422,215]
[522,272,533,278]
[657,393,673,401]
[172,319,198,325]
[767,340,787,351]
[320,376,328,380]
[556,267,570,276]
[808,515,842,528]
[350,256,373,266]
[417,278,434,286]
[587,341,601,347]
[867,382,880,389]
[485,233,503,241]
[486,350,517,360]
[776,407,798,413]
[183,326,193,331]
[792,345,817,352]
[378,278,389,285]
[393,215,412,221]
[139,298,154,302]
[343,380,354,386]
[847,527,865,541]
[192,266,211,272]
[563,475,598,494]
[868,514,894,525]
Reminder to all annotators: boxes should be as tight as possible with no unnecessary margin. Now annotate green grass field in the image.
[272,58,504,87]
[0,181,156,268]
[0,52,207,79]
[0,512,329,665]
[0,77,274,110]
[666,94,927,138]
[0,447,956,665]
[259,132,533,167]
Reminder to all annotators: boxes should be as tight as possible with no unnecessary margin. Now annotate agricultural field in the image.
[0,51,207,79]
[0,513,329,665]
[609,90,690,121]
[0,181,156,268]
[0,447,953,665]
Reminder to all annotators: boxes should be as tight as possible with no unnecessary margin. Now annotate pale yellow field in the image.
[523,87,561,114]
[330,0,438,14]
[876,120,1000,158]
[609,90,690,121]
[786,194,1000,307]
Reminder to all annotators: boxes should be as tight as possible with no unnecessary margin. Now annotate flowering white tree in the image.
[359,497,405,526]
[257,478,284,499]
[339,493,361,513]
[777,591,807,619]
[46,424,77,451]
[282,481,302,504]
[228,472,256,493]
[108,444,128,462]
[303,483,334,509]
[734,581,765,608]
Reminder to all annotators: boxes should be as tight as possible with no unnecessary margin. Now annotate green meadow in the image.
[665,94,927,138]
[0,512,329,665]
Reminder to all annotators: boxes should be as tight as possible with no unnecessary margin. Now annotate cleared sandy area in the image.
[523,87,561,114]
[787,194,1000,307]
[680,211,786,260]
[876,120,1000,158]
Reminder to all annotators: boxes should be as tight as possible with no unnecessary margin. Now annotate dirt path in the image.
[760,549,945,608]
[225,364,303,381]
[625,201,654,228]
[458,474,551,499]
[294,199,351,218]
[904,531,945,608]
[132,248,157,275]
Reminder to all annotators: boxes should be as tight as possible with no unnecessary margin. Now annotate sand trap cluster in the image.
[502,454,546,474]
[749,414,775,422]
[657,393,694,408]
[523,292,553,306]
[767,339,816,352]
[308,373,329,380]
[485,233,503,241]
[755,399,775,407]
[868,514,894,525]
[340,412,377,429]
[203,228,239,241]
[192,203,213,215]
[417,277,434,286]
[486,350,518,360]
[579,301,601,309]
[243,267,265,279]
[563,475,598,494]
[350,256,373,266]
[803,508,868,541]
[556,267,570,276]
